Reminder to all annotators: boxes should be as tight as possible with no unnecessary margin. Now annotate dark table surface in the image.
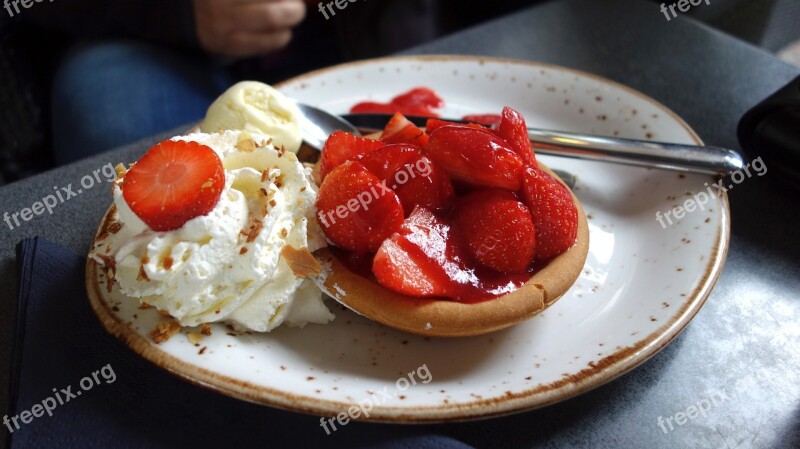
[1,0,799,447]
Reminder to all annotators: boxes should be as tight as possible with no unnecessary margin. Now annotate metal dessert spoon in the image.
[294,102,739,184]
[294,102,578,187]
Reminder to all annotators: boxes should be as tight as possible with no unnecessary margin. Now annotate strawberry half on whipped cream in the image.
[89,130,334,332]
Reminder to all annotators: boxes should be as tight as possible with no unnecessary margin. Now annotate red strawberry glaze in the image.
[332,206,546,303]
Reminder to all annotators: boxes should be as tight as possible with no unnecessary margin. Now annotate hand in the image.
[193,0,306,58]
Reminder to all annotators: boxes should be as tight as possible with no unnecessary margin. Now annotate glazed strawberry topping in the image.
[380,113,429,147]
[316,108,579,301]
[316,161,404,254]
[496,106,537,167]
[426,125,525,190]
[454,190,537,274]
[373,207,467,298]
[319,131,384,180]
[122,139,225,232]
[372,207,530,301]
[425,118,487,133]
[520,167,579,260]
[355,144,454,216]
[461,114,502,127]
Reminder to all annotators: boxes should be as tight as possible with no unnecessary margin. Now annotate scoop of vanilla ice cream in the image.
[90,130,333,332]
[200,81,303,154]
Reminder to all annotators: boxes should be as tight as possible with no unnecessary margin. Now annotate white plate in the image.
[87,56,729,422]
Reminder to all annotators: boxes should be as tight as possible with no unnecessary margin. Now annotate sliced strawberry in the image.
[380,113,429,147]
[454,190,536,273]
[520,167,578,260]
[373,207,474,298]
[350,102,401,115]
[356,144,454,216]
[316,161,404,253]
[425,118,486,133]
[350,88,444,117]
[426,125,525,190]
[319,131,384,180]
[122,139,224,232]
[496,106,537,167]
[462,114,502,127]
[391,87,444,111]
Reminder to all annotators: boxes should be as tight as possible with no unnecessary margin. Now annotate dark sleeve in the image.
[20,0,199,48]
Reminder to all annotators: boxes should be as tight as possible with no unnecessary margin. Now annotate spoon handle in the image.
[526,129,744,175]
[341,113,744,175]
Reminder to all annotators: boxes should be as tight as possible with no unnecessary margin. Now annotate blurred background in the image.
[0,0,798,185]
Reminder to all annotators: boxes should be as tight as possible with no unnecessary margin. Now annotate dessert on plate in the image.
[312,107,589,337]
[87,80,587,341]
[87,82,335,340]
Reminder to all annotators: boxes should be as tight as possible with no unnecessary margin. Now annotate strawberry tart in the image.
[313,107,589,337]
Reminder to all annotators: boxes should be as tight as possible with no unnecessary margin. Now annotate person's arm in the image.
[20,0,199,47]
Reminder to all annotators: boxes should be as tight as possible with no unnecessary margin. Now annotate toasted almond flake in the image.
[95,254,116,293]
[235,137,257,153]
[187,332,204,345]
[151,320,180,344]
[246,220,264,243]
[280,245,321,277]
[114,163,127,179]
[108,221,124,235]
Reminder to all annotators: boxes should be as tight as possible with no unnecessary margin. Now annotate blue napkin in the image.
[9,237,475,449]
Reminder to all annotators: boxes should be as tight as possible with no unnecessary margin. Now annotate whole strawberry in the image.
[316,161,404,254]
[453,189,537,273]
[520,167,578,260]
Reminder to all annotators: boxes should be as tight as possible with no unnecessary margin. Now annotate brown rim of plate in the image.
[315,161,589,338]
[86,55,730,422]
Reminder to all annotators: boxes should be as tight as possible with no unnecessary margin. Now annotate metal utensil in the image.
[294,103,580,186]
[295,102,360,150]
[342,113,745,176]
